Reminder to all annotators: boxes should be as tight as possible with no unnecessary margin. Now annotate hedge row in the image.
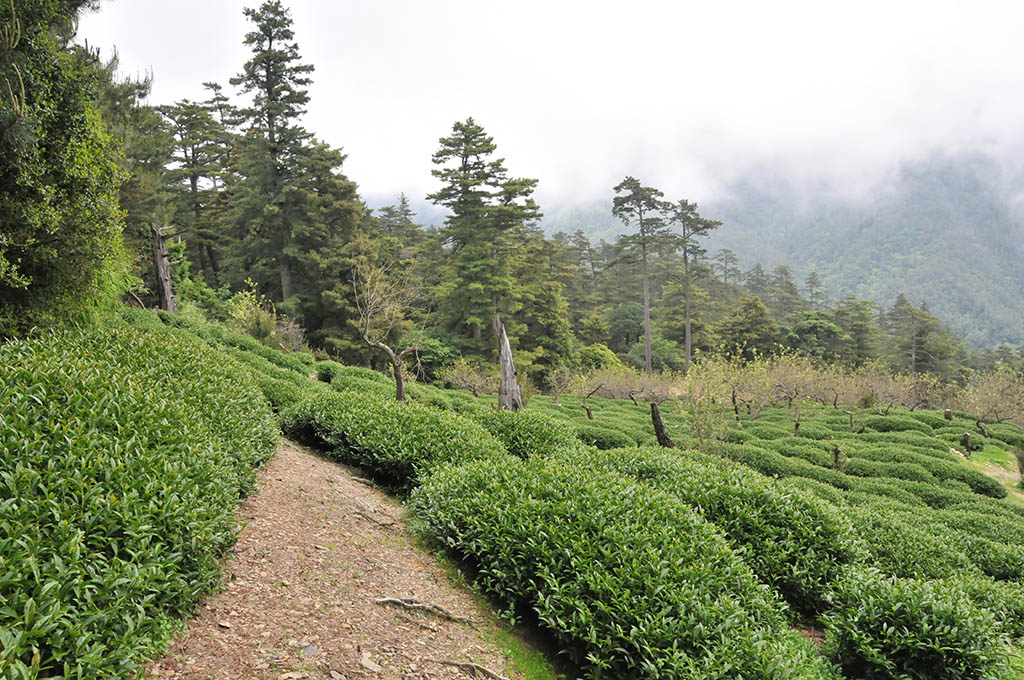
[719,443,853,489]
[556,447,860,614]
[280,391,509,492]
[156,309,312,374]
[0,320,277,679]
[822,568,1011,680]
[411,457,835,679]
[468,410,578,459]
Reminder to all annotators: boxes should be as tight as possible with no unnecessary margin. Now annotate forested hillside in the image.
[543,153,1024,347]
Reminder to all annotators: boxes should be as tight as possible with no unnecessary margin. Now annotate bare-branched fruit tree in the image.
[353,262,419,403]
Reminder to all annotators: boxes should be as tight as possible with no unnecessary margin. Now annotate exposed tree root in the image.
[375,597,475,625]
[428,658,510,680]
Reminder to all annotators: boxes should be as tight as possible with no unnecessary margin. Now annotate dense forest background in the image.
[4,0,1024,390]
[540,152,1024,348]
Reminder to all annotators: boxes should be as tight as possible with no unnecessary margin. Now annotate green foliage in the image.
[575,423,636,449]
[715,296,779,361]
[577,342,621,371]
[0,317,276,678]
[1,1,128,333]
[822,567,1010,680]
[411,457,834,679]
[279,391,508,492]
[864,414,933,434]
[720,442,853,489]
[624,335,686,373]
[557,446,861,615]
[469,409,577,459]
[844,506,976,580]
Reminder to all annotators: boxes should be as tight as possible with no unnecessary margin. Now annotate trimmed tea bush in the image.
[721,443,853,489]
[316,360,345,382]
[411,457,836,679]
[558,446,861,614]
[844,506,975,580]
[575,423,636,450]
[822,567,1009,680]
[469,409,577,459]
[864,414,933,434]
[0,321,277,678]
[280,392,509,491]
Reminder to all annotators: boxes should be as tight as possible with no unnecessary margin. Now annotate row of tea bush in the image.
[0,311,278,678]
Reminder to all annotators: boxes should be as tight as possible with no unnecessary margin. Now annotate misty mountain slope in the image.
[707,153,1024,346]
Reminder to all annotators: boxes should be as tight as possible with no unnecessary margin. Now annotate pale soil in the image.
[146,439,525,680]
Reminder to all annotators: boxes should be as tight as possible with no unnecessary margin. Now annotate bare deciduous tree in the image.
[352,262,419,403]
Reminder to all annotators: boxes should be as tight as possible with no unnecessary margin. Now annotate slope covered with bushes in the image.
[0,312,277,678]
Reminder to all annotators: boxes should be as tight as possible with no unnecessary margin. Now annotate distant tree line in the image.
[3,0,1022,391]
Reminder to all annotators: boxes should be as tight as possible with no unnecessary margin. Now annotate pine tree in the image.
[833,295,882,366]
[229,0,314,302]
[427,117,541,355]
[804,270,827,309]
[664,198,720,372]
[713,248,741,285]
[612,177,674,376]
[715,296,778,362]
[159,98,229,284]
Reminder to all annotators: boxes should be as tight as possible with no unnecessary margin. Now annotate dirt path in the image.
[147,440,525,680]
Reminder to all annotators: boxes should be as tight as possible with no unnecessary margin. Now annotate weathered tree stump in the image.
[497,323,523,411]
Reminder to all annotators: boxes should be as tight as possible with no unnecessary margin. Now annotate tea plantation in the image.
[4,309,1024,678]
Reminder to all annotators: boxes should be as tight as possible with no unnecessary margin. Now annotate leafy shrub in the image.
[946,574,1024,640]
[822,567,1009,680]
[469,409,577,459]
[986,422,1024,449]
[792,422,836,440]
[577,342,621,370]
[280,392,509,492]
[558,447,861,614]
[254,373,311,412]
[845,444,1007,498]
[864,414,933,433]
[0,320,277,678]
[765,437,832,467]
[335,365,391,383]
[411,457,835,679]
[945,533,1024,582]
[720,443,853,489]
[316,360,345,382]
[330,373,394,398]
[742,423,791,440]
[781,478,846,505]
[844,458,938,484]
[926,508,1024,547]
[844,478,926,506]
[893,480,984,509]
[844,506,975,579]
[575,423,636,450]
[159,310,312,374]
[907,410,950,429]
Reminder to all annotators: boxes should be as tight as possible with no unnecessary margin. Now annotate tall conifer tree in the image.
[612,177,672,376]
[427,117,540,354]
[230,0,314,302]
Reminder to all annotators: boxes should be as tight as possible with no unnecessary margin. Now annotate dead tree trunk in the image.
[151,223,176,313]
[651,403,675,448]
[497,323,523,411]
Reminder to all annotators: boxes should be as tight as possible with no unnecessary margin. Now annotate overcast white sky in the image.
[77,0,1024,210]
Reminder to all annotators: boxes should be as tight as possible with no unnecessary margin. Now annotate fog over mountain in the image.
[536,151,1024,347]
